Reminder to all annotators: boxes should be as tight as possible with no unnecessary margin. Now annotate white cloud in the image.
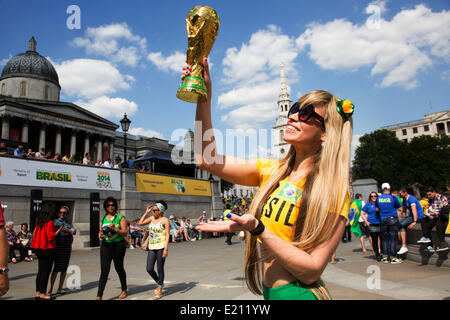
[128,127,165,140]
[53,58,134,98]
[147,51,186,73]
[351,134,362,162]
[220,102,278,130]
[0,55,12,66]
[366,0,389,15]
[218,80,281,109]
[75,96,138,119]
[296,4,450,89]
[72,23,147,66]
[222,25,299,85]
[219,25,298,129]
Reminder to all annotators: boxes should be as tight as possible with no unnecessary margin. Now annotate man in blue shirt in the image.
[397,188,423,255]
[168,215,181,243]
[376,183,402,264]
[13,145,24,157]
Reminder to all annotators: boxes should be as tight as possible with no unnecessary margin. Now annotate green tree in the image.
[403,135,450,191]
[352,130,407,190]
[353,130,450,192]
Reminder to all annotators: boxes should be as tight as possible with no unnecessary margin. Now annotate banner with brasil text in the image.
[136,173,211,197]
[0,156,120,191]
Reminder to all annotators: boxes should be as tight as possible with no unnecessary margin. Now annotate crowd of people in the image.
[0,194,252,300]
[0,184,448,300]
[342,185,449,265]
[0,140,121,168]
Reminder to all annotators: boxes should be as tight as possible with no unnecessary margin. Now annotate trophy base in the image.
[176,77,208,103]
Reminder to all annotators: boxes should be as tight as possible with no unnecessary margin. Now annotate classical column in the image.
[84,134,90,156]
[55,128,62,155]
[21,121,29,144]
[39,126,46,150]
[103,140,109,160]
[70,131,77,156]
[97,138,102,162]
[109,141,114,162]
[1,117,10,140]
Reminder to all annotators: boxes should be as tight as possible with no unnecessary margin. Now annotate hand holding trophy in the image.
[176,6,220,103]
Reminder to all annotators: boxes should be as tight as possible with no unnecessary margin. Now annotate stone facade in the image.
[381,110,450,142]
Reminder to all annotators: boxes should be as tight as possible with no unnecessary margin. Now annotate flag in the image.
[349,200,362,238]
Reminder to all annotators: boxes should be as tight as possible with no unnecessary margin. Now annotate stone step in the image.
[404,244,450,267]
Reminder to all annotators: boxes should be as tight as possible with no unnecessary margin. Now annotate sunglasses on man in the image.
[288,102,325,129]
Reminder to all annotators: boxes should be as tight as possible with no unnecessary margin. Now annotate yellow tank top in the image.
[257,158,350,242]
[147,218,167,250]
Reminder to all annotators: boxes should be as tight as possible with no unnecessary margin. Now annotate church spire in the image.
[277,61,291,117]
[279,62,288,98]
[28,37,37,52]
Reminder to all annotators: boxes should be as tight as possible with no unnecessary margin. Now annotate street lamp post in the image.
[120,113,131,167]
[209,173,215,219]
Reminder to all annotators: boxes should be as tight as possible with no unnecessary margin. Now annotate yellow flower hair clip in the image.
[336,99,355,120]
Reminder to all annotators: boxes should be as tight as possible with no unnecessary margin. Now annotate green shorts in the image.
[262,279,328,300]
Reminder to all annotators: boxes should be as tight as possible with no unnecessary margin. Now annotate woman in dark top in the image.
[48,206,77,295]
[96,197,128,300]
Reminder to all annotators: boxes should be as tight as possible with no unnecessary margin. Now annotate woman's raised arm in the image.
[183,57,260,187]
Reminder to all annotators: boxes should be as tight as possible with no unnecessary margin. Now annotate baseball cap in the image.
[202,210,206,213]
[169,215,174,219]
[381,182,391,190]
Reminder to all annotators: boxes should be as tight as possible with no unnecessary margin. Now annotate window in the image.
[1,83,5,95]
[402,129,407,136]
[413,127,418,134]
[44,85,50,100]
[424,125,429,132]
[280,129,284,141]
[403,139,408,143]
[20,81,27,97]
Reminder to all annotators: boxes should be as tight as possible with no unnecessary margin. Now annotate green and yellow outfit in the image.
[97,212,127,297]
[256,159,350,300]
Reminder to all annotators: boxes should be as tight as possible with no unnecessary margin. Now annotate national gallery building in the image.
[0,37,119,163]
[0,38,222,249]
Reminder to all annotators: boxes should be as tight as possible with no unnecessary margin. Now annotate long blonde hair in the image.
[244,90,353,299]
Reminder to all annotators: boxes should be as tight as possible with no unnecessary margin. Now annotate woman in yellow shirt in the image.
[187,58,353,300]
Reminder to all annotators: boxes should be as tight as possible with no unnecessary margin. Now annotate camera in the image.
[102,225,116,238]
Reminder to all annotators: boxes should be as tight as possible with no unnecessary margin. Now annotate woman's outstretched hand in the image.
[181,57,211,92]
[195,213,258,233]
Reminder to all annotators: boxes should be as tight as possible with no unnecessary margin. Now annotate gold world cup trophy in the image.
[176,6,220,103]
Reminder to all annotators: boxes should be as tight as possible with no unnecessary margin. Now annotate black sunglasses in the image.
[106,203,116,208]
[59,211,68,214]
[288,103,325,129]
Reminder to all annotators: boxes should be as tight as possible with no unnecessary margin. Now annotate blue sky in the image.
[0,0,449,159]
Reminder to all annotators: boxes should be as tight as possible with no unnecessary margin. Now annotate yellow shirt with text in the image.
[257,159,350,242]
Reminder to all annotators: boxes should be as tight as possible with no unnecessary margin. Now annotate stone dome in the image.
[0,37,60,87]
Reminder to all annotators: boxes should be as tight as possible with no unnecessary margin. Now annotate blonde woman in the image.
[138,200,170,299]
[186,57,353,300]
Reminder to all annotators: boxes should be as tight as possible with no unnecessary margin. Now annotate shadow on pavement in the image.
[8,273,35,281]
[162,281,198,298]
